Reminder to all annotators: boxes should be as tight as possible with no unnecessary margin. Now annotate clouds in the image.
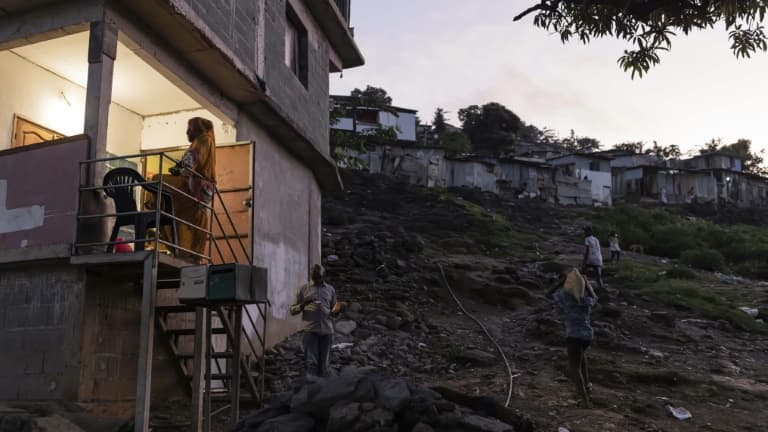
[332,1,768,153]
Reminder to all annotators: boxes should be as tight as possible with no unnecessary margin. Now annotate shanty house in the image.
[548,153,612,206]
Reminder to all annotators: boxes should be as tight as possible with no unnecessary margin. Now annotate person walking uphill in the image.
[547,266,598,408]
[583,226,606,297]
[290,265,343,379]
[608,232,621,263]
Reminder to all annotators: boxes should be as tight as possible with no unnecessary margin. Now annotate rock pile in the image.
[229,369,531,432]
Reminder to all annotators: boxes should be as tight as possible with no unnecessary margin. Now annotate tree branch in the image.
[514,4,545,21]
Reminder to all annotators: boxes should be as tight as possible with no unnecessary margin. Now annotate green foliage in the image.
[458,102,523,154]
[680,249,725,271]
[438,130,472,155]
[666,266,698,280]
[612,141,644,153]
[350,85,392,107]
[516,1,768,78]
[558,129,600,152]
[638,279,767,333]
[432,108,447,135]
[330,85,399,169]
[592,205,768,279]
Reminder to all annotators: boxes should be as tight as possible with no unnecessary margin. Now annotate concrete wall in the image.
[264,0,334,155]
[0,136,88,250]
[367,145,446,187]
[574,169,611,204]
[551,155,610,172]
[0,51,141,156]
[141,109,237,150]
[236,114,320,348]
[179,0,261,74]
[0,262,85,400]
[379,111,416,141]
[448,161,498,193]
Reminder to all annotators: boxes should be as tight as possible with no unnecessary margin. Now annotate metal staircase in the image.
[74,151,268,431]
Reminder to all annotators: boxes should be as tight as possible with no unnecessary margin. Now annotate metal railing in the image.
[74,151,268,404]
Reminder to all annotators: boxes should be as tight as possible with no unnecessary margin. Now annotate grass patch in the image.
[665,266,698,280]
[592,205,768,280]
[636,279,767,334]
[680,249,725,272]
[436,193,543,259]
[613,261,663,287]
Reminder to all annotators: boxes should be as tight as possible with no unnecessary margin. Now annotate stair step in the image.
[176,351,234,359]
[166,328,227,336]
[157,279,181,290]
[156,305,196,314]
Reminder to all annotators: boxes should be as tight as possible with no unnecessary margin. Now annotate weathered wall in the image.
[237,114,320,348]
[0,136,88,250]
[264,0,332,155]
[78,272,185,403]
[448,161,498,193]
[0,262,85,400]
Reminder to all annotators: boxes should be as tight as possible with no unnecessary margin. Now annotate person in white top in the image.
[608,232,621,263]
[582,226,605,297]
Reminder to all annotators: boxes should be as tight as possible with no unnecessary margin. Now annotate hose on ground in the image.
[438,264,516,408]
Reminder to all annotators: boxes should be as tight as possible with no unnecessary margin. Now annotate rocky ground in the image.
[239,170,768,432]
[12,170,766,432]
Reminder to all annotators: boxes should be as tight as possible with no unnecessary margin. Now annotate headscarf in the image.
[187,117,216,182]
[563,268,596,304]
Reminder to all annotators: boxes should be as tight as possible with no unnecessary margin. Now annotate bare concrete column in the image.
[84,18,117,182]
[77,18,117,254]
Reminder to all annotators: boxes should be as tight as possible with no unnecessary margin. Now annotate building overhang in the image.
[304,0,364,69]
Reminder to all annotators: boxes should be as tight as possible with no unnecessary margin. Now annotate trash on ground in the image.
[332,342,354,350]
[667,405,692,420]
[738,307,759,318]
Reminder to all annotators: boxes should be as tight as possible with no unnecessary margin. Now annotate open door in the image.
[142,142,253,263]
[212,142,253,264]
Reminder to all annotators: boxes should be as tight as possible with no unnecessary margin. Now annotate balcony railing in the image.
[334,0,351,23]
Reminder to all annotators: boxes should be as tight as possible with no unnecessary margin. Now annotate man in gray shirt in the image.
[291,264,340,378]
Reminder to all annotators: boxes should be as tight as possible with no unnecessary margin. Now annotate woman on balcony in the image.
[147,117,216,260]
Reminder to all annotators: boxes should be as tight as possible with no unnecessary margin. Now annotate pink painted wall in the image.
[0,136,89,251]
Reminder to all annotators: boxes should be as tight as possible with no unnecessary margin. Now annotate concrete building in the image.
[548,153,613,206]
[445,155,499,193]
[496,156,555,201]
[364,144,448,188]
[0,0,363,428]
[682,152,744,172]
[330,95,418,142]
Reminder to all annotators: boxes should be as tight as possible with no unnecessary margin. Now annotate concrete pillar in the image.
[77,18,117,254]
[84,18,117,182]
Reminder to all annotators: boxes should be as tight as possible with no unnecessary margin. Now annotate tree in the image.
[612,141,645,153]
[647,141,682,159]
[559,129,601,152]
[518,123,558,143]
[515,1,768,78]
[350,85,392,107]
[432,108,448,135]
[458,102,523,154]
[700,138,722,154]
[439,130,472,155]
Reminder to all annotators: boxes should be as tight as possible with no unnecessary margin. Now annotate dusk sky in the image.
[330,1,768,155]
